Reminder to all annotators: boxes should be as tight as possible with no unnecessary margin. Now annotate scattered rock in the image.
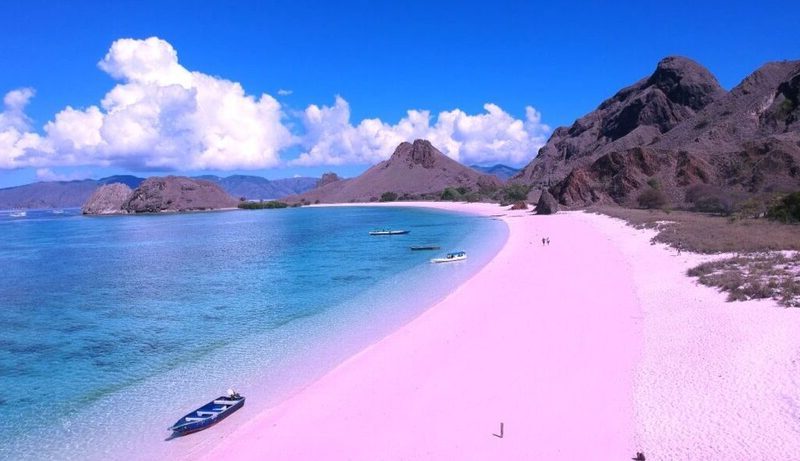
[536,189,559,214]
[510,201,528,210]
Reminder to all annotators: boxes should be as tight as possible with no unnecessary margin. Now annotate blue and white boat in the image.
[9,209,26,218]
[168,390,245,436]
[430,251,467,263]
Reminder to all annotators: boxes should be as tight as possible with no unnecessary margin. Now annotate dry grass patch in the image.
[590,206,800,254]
[587,205,800,308]
[687,253,800,307]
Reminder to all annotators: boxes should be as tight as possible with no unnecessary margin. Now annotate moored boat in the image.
[410,245,441,251]
[9,210,26,218]
[430,251,467,263]
[369,229,409,235]
[168,389,245,436]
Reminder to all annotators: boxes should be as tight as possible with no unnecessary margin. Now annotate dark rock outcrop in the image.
[287,139,501,203]
[536,189,559,214]
[81,183,133,215]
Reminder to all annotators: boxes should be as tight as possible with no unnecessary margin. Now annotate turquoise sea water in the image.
[0,206,506,460]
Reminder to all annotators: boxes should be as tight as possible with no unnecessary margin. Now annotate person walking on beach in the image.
[542,237,546,246]
[546,237,550,245]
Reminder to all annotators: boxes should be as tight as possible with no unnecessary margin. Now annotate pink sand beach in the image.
[198,202,800,460]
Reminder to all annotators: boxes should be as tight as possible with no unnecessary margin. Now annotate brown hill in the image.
[516,57,800,208]
[287,139,501,203]
[82,176,239,214]
[514,56,725,187]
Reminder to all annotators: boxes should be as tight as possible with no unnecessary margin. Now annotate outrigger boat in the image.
[410,245,441,251]
[431,251,467,263]
[168,389,245,436]
[369,229,409,235]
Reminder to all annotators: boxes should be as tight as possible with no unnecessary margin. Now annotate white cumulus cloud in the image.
[291,97,550,167]
[0,37,551,172]
[2,37,294,171]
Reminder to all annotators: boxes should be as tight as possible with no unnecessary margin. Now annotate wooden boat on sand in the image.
[168,390,245,436]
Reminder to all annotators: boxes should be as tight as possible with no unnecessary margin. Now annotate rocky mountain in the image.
[196,174,317,200]
[82,176,239,214]
[470,164,519,181]
[81,183,133,215]
[515,56,725,187]
[287,139,501,203]
[515,56,800,208]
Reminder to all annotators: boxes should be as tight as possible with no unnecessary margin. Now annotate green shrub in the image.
[440,187,463,201]
[637,188,667,209]
[379,191,398,202]
[501,183,530,203]
[767,191,800,223]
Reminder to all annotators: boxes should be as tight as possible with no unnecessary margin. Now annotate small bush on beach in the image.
[687,253,800,307]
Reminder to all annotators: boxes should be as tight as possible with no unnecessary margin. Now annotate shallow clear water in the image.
[0,206,506,460]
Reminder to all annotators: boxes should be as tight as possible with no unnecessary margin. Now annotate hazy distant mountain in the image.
[0,173,318,209]
[514,56,800,208]
[470,164,519,181]
[194,174,318,200]
[97,175,144,189]
[0,176,143,210]
[288,139,501,203]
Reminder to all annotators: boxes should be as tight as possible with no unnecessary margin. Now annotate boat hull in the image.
[369,230,409,235]
[169,396,245,436]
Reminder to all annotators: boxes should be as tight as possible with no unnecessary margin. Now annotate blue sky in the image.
[0,0,797,187]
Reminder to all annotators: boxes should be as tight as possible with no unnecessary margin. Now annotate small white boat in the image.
[369,229,409,236]
[431,251,467,263]
[51,209,64,214]
[9,210,26,218]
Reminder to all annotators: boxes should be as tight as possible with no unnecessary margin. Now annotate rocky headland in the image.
[82,176,239,215]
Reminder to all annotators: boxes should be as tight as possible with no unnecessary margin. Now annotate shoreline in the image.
[198,202,800,459]
[200,202,641,459]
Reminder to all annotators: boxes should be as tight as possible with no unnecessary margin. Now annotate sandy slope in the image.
[198,203,800,460]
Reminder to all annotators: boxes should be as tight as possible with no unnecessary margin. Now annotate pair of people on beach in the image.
[541,237,550,246]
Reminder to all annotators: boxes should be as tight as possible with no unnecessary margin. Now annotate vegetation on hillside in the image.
[238,200,289,209]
